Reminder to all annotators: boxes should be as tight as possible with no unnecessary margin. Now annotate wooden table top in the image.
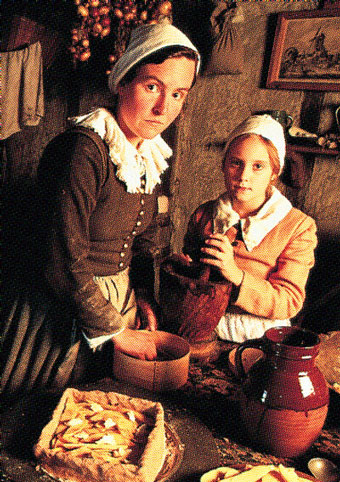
[1,341,339,481]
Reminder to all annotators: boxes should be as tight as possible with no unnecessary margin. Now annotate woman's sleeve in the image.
[234,216,317,319]
[40,133,125,339]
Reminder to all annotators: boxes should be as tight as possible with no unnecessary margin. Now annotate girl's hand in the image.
[201,233,244,285]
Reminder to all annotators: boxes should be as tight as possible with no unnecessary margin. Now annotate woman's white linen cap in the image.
[224,114,286,173]
[108,23,200,93]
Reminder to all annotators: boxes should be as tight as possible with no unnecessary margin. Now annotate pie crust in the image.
[34,388,165,482]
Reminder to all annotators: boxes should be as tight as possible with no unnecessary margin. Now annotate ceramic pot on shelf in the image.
[234,326,329,458]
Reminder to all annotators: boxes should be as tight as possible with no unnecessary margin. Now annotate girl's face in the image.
[223,135,276,216]
[116,56,196,147]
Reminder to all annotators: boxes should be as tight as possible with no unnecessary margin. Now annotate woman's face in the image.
[223,135,276,216]
[116,56,196,147]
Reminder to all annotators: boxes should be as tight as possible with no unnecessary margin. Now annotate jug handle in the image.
[234,337,265,380]
[287,115,293,128]
[336,106,340,130]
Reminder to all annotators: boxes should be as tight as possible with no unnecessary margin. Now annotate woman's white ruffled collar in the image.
[213,187,292,251]
[69,108,171,194]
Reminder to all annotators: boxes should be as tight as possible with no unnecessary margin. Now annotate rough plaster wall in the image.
[304,90,340,239]
[170,0,321,254]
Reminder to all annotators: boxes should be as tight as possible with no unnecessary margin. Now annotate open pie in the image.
[34,388,165,482]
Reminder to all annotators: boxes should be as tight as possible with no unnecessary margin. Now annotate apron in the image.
[0,269,136,399]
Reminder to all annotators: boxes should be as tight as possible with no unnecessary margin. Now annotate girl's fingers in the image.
[202,243,233,258]
[201,246,217,256]
[207,233,225,241]
[205,235,233,249]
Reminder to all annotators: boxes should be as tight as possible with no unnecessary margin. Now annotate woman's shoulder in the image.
[46,125,108,154]
[38,127,109,187]
[67,126,109,160]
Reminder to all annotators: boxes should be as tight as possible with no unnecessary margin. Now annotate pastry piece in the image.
[34,388,165,482]
[200,464,314,482]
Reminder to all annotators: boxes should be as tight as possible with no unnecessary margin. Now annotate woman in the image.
[183,114,317,342]
[0,23,200,397]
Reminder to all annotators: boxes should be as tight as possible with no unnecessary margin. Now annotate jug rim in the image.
[264,326,320,351]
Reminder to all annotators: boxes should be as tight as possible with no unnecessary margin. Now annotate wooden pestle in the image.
[200,264,211,282]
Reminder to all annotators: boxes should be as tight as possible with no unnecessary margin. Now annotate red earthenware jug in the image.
[235,326,329,458]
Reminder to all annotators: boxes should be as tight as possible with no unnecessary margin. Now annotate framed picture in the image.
[266,8,340,91]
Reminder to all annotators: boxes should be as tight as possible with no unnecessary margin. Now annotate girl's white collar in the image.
[69,108,171,194]
[213,187,292,251]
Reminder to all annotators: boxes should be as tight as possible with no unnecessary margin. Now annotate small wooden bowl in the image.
[113,331,190,392]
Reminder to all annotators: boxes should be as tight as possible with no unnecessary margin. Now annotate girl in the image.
[183,114,317,342]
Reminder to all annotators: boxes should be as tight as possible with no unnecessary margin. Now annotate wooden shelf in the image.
[285,142,339,189]
[287,143,340,157]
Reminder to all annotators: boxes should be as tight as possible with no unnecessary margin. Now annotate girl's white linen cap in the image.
[224,114,286,172]
[108,23,200,93]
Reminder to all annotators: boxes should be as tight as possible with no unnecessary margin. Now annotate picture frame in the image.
[266,8,340,91]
